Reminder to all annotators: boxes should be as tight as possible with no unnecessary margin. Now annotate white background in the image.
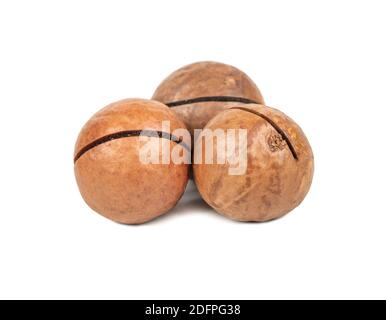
[0,0,385,300]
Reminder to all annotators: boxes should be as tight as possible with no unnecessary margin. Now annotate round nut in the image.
[74,99,190,224]
[153,61,264,136]
[193,104,314,222]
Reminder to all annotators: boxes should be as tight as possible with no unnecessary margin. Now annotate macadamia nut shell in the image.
[153,61,264,135]
[193,104,314,222]
[74,99,190,224]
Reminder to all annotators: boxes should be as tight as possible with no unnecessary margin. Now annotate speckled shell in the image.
[193,104,314,222]
[152,61,264,135]
[74,99,189,224]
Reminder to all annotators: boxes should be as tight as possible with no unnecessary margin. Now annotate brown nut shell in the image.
[74,99,190,224]
[152,61,264,135]
[193,104,314,222]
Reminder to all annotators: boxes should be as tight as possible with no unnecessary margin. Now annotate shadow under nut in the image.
[193,104,314,222]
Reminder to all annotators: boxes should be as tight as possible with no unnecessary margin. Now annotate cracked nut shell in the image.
[193,104,314,222]
[74,99,189,224]
[152,61,264,135]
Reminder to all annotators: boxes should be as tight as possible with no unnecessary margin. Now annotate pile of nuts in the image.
[74,61,314,224]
